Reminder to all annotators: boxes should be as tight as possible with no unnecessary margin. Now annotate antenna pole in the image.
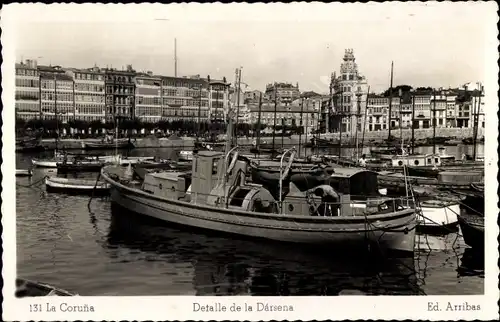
[174,38,177,77]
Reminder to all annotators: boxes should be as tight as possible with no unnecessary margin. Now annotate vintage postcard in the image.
[2,2,499,321]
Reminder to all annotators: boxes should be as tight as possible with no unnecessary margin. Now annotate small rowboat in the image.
[16,278,76,297]
[16,169,32,177]
[45,177,110,195]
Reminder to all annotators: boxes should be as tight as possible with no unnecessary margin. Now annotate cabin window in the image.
[158,183,162,190]
[212,159,219,175]
[435,158,439,163]
[288,204,294,212]
[414,160,419,165]
[398,161,403,166]
[171,186,175,191]
[194,159,197,173]
[427,158,431,164]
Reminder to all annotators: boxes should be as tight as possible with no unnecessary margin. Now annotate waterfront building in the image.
[103,65,136,121]
[15,59,40,120]
[135,72,162,123]
[264,82,301,105]
[39,65,74,123]
[247,98,319,134]
[331,49,369,135]
[160,75,209,122]
[65,66,105,122]
[209,78,231,123]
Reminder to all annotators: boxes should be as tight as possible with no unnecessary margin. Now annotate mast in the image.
[387,61,394,141]
[54,73,59,153]
[272,87,277,152]
[354,88,362,161]
[432,89,436,154]
[411,90,416,155]
[196,85,202,143]
[472,83,481,160]
[360,86,370,156]
[316,99,321,155]
[235,67,242,146]
[298,97,304,158]
[338,88,343,159]
[174,38,177,77]
[256,93,262,151]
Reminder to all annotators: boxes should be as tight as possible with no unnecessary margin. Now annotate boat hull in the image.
[32,159,59,168]
[45,178,110,196]
[104,173,417,255]
[83,141,132,150]
[417,203,460,234]
[457,214,484,250]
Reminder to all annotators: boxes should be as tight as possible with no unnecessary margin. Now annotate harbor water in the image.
[15,145,485,296]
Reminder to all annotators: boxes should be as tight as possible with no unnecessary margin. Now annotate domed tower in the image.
[337,49,368,136]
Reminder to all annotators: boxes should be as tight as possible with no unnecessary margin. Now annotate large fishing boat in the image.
[102,147,417,254]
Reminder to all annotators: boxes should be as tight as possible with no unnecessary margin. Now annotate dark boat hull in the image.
[57,163,104,174]
[457,214,484,250]
[46,183,109,196]
[16,278,75,297]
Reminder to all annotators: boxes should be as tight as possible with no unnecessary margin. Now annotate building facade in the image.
[15,60,40,120]
[264,82,301,105]
[247,98,319,134]
[160,75,209,121]
[331,49,369,135]
[104,66,136,121]
[135,72,163,123]
[66,67,105,122]
[39,65,74,123]
[209,79,230,123]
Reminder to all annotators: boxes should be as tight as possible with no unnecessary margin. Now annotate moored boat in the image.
[16,278,76,297]
[82,138,133,150]
[102,148,417,255]
[16,169,33,177]
[457,213,484,250]
[45,176,110,195]
[415,199,460,234]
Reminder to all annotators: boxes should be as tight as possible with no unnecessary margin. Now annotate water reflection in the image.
[106,205,423,296]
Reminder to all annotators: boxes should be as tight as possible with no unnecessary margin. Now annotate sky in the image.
[4,2,498,94]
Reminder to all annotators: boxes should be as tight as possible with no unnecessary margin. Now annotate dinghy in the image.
[16,278,75,297]
[45,177,110,195]
[16,169,32,177]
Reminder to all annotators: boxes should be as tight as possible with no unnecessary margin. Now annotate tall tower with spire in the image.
[335,48,368,136]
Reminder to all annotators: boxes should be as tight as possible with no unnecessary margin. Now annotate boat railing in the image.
[279,147,297,214]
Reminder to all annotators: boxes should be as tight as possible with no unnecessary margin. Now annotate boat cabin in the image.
[390,154,441,167]
[282,168,383,217]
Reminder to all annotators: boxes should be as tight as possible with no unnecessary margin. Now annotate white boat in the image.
[16,278,76,297]
[45,177,110,195]
[16,169,33,177]
[32,159,59,168]
[418,200,459,231]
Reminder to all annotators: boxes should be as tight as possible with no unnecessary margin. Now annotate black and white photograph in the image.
[2,2,498,321]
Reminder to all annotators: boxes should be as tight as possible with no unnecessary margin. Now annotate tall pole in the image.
[360,86,370,155]
[196,85,202,143]
[305,100,309,157]
[256,93,262,151]
[355,90,362,161]
[432,89,436,155]
[272,87,277,151]
[174,38,177,77]
[387,61,394,141]
[411,91,416,155]
[235,68,242,145]
[338,90,343,159]
[472,83,481,160]
[316,100,321,155]
[54,73,58,152]
[298,97,304,157]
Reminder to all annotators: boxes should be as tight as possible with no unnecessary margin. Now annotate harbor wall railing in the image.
[40,127,485,150]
